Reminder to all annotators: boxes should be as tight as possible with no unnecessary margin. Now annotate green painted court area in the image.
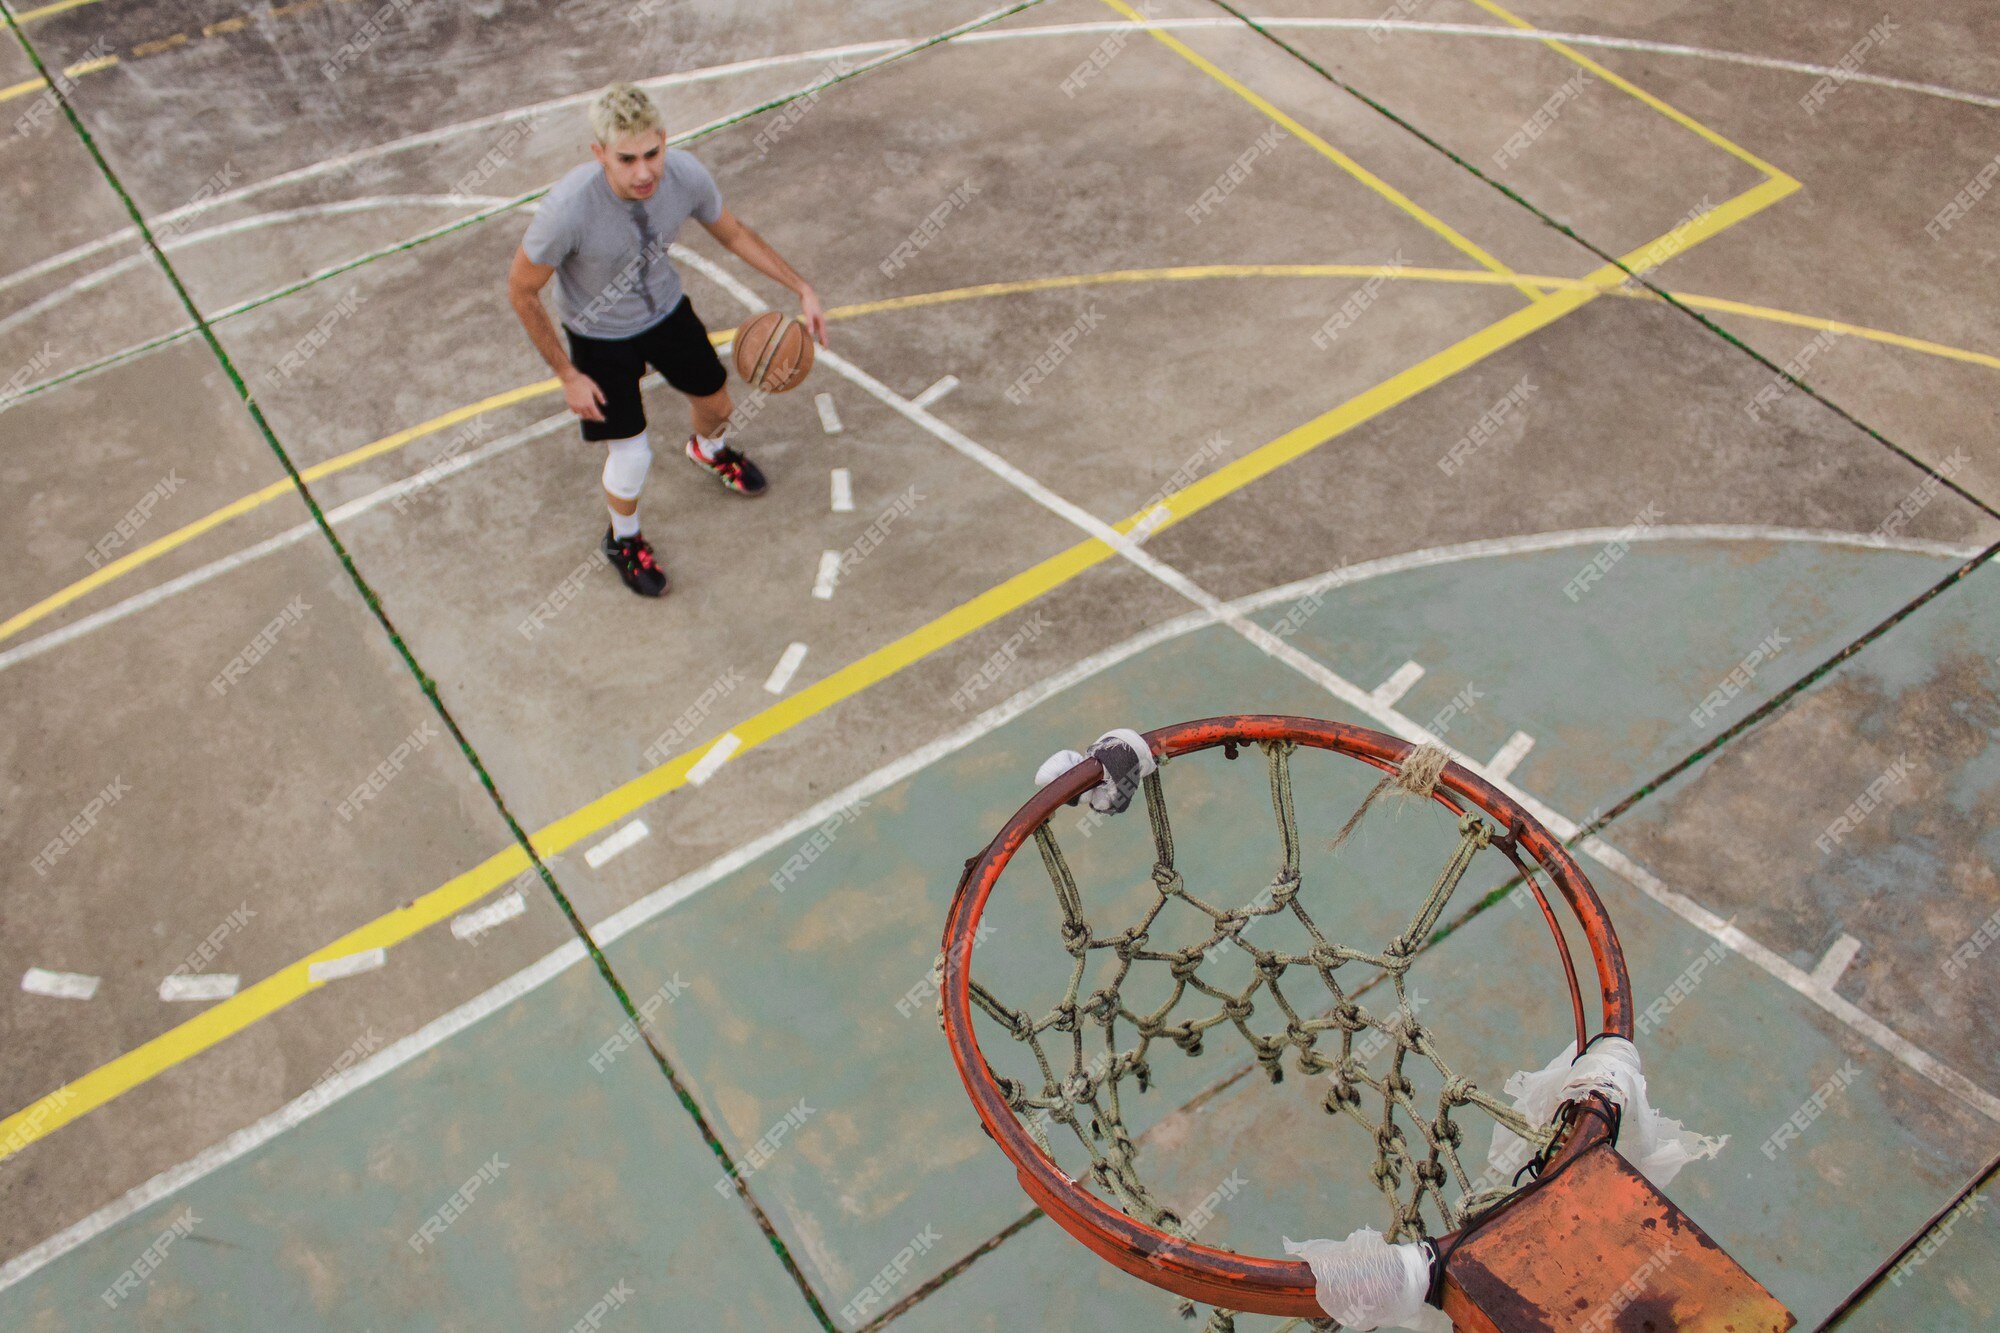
[5,0,2000,1328]
[9,541,1999,1329]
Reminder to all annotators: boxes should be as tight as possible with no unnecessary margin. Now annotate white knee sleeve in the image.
[602,431,653,500]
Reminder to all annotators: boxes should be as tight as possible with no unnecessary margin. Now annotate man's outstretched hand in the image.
[800,287,830,348]
[561,369,606,422]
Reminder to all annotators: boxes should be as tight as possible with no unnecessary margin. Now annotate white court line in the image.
[812,550,842,600]
[1486,730,1536,780]
[764,642,809,695]
[1811,933,1864,991]
[1371,660,1427,708]
[815,393,843,434]
[450,891,526,942]
[687,733,741,786]
[584,820,651,869]
[830,467,855,513]
[158,974,238,1003]
[911,374,960,409]
[20,969,97,1001]
[307,949,385,984]
[5,532,1989,1294]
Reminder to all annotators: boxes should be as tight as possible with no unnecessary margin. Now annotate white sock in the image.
[694,430,727,461]
[609,507,641,539]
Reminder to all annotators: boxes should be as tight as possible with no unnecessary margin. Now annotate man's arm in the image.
[700,209,828,346]
[507,246,605,422]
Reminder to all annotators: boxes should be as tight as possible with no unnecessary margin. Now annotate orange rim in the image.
[940,715,1633,1317]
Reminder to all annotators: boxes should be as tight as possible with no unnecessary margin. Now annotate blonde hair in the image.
[589,82,664,145]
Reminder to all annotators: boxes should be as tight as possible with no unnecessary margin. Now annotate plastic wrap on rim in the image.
[940,716,1634,1319]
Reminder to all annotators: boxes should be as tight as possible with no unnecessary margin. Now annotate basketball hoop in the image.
[939,716,1636,1322]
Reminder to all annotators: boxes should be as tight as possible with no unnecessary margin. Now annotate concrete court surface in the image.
[1,0,1997,1328]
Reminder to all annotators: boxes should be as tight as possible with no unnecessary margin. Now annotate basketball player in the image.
[507,82,828,597]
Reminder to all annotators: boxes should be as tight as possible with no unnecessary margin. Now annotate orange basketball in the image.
[732,311,814,393]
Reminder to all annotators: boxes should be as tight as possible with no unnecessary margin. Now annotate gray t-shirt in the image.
[521,153,724,339]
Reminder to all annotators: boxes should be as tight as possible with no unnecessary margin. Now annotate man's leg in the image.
[568,326,668,597]
[602,434,651,538]
[688,385,732,455]
[647,297,766,496]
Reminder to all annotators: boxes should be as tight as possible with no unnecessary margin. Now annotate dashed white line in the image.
[1486,730,1536,781]
[911,374,960,409]
[812,550,842,600]
[21,968,98,1000]
[1578,837,2000,1123]
[765,642,809,695]
[1811,933,1864,992]
[451,891,526,941]
[159,974,239,1003]
[0,937,592,1294]
[307,949,386,984]
[830,467,854,513]
[687,733,741,786]
[584,820,651,869]
[1370,660,1427,708]
[815,392,843,434]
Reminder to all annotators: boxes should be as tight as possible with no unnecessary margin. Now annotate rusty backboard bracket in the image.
[1442,1140,1795,1332]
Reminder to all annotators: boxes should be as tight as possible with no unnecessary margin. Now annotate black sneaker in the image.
[685,435,767,496]
[602,527,669,597]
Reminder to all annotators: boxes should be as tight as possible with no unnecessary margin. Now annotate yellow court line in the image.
[0,52,116,104]
[10,0,105,21]
[12,0,106,20]
[832,260,2000,372]
[1094,0,1549,304]
[834,263,1529,319]
[1667,292,2000,373]
[0,172,1801,1165]
[1462,0,1798,186]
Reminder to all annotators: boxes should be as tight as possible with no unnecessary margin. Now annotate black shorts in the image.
[564,296,729,441]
